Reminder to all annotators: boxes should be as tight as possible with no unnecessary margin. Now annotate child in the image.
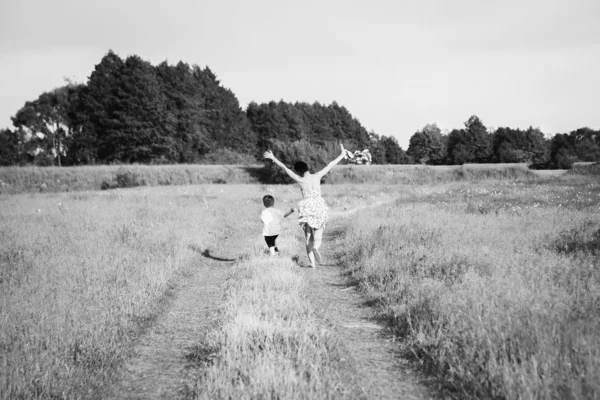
[261,194,294,255]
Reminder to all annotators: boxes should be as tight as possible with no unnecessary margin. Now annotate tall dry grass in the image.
[326,163,540,185]
[1,163,547,194]
[186,245,362,399]
[0,186,244,399]
[337,179,600,398]
[4,176,595,399]
[0,164,265,194]
[568,162,600,176]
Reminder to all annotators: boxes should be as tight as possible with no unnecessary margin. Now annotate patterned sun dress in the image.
[297,188,329,230]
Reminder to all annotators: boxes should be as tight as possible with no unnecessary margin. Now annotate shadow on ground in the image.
[188,244,236,262]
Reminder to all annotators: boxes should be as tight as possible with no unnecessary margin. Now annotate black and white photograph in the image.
[1,0,599,398]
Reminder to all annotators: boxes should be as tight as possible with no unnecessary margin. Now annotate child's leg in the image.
[265,235,278,256]
[303,224,316,267]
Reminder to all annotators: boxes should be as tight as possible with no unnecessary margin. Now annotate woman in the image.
[263,144,347,268]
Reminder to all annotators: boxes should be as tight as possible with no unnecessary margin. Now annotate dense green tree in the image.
[156,61,213,162]
[0,128,21,166]
[447,115,491,164]
[89,54,174,162]
[549,133,577,169]
[407,123,446,164]
[570,127,600,162]
[81,50,126,162]
[247,100,372,161]
[11,86,78,166]
[492,126,548,164]
[367,131,387,164]
[464,115,491,162]
[447,129,470,165]
[194,67,256,156]
[380,135,411,164]
[64,83,99,164]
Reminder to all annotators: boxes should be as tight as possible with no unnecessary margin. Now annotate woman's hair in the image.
[294,161,309,176]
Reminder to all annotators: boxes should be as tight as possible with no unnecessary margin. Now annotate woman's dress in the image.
[297,188,329,230]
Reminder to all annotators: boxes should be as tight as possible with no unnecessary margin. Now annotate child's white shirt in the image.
[261,208,285,236]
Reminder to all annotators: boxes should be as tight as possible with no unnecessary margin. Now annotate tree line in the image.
[0,50,598,169]
[406,117,600,169]
[0,51,405,169]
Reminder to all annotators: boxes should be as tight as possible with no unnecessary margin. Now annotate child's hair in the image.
[263,194,275,207]
[294,161,309,176]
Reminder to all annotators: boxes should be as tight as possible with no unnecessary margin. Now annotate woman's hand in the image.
[340,143,353,159]
[263,150,275,161]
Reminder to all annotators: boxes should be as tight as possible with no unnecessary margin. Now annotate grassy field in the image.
[0,164,266,194]
[0,185,253,398]
[1,171,599,399]
[0,184,371,399]
[186,256,362,399]
[337,179,600,398]
[0,162,574,194]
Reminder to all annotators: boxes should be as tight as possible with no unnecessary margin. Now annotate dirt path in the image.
[297,204,440,400]
[104,235,250,400]
[106,195,437,399]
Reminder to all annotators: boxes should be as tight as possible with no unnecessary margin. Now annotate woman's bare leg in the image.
[303,224,316,268]
[312,228,323,263]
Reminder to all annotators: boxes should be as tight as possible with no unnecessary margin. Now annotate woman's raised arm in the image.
[263,151,302,182]
[315,144,347,178]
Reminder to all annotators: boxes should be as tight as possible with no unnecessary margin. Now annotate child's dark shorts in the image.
[264,235,278,248]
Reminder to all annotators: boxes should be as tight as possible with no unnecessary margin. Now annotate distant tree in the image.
[247,100,372,159]
[447,130,471,165]
[381,135,411,164]
[84,52,175,163]
[156,61,214,162]
[65,83,99,164]
[492,126,548,164]
[81,50,125,162]
[570,127,600,162]
[407,123,446,164]
[549,133,577,169]
[464,115,491,162]
[367,131,386,164]
[447,115,491,164]
[521,127,549,164]
[11,85,79,166]
[195,67,256,156]
[0,128,21,165]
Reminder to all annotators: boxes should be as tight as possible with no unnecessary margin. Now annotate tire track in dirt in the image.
[104,235,251,400]
[297,200,441,400]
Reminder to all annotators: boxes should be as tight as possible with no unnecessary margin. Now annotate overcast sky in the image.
[1,0,599,147]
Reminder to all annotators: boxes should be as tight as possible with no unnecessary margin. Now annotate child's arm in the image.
[284,208,295,218]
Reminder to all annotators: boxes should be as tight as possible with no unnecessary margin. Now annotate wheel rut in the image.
[298,214,440,400]
[104,235,249,400]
